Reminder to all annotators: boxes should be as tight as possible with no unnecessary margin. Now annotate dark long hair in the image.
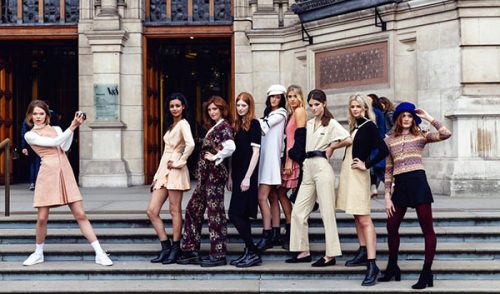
[263,94,286,117]
[203,96,231,130]
[368,93,384,110]
[307,89,334,127]
[26,100,51,126]
[165,92,190,130]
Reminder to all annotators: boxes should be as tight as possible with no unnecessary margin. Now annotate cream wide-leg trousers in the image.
[289,157,342,257]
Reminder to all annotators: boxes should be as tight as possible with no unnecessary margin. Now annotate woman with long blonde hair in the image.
[337,94,389,286]
[277,85,307,249]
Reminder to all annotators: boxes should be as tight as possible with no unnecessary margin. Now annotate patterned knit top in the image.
[384,119,451,194]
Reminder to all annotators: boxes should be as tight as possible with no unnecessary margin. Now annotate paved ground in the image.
[0,183,499,215]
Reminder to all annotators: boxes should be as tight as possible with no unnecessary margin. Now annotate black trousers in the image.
[228,212,257,253]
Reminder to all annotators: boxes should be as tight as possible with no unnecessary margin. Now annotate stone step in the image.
[1,226,499,244]
[2,211,500,228]
[2,242,499,261]
[1,279,500,293]
[1,260,499,281]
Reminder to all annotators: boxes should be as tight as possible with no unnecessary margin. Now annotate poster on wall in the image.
[94,84,119,121]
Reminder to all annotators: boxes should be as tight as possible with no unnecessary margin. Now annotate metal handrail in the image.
[0,138,10,217]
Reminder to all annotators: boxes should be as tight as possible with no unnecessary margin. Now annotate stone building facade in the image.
[231,0,500,196]
[70,0,500,195]
[1,0,498,196]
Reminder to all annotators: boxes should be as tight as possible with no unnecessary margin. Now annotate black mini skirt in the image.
[391,170,433,208]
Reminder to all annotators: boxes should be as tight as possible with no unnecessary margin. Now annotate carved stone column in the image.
[79,31,130,187]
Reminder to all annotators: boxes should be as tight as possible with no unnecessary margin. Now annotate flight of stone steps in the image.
[0,210,499,293]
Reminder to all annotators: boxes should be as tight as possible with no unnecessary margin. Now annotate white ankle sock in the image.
[35,243,44,255]
[91,240,104,254]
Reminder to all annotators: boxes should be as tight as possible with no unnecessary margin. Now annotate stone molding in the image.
[88,120,127,129]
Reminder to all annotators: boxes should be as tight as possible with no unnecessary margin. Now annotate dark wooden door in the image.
[0,50,14,184]
[143,42,161,184]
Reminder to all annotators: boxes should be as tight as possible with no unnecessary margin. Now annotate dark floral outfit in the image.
[182,120,234,258]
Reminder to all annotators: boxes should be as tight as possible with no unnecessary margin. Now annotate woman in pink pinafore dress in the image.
[22,100,113,267]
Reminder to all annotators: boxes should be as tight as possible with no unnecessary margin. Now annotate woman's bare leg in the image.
[146,188,169,241]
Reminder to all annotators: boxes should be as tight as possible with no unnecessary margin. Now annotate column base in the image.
[79,159,130,187]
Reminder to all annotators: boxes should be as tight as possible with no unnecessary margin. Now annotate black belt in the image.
[305,150,326,159]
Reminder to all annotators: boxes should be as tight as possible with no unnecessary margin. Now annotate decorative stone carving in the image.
[171,0,188,21]
[315,42,388,90]
[22,0,38,23]
[193,0,209,21]
[65,0,79,23]
[214,0,230,21]
[44,0,61,23]
[1,0,18,23]
[149,0,166,21]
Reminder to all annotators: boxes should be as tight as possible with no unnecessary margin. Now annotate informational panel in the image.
[315,42,388,90]
[94,84,119,121]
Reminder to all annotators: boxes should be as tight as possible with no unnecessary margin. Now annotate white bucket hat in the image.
[267,84,287,96]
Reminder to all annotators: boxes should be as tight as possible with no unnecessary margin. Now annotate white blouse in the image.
[206,119,236,166]
[25,127,74,152]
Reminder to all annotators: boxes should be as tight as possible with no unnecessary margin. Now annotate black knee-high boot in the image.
[412,262,433,289]
[151,239,171,263]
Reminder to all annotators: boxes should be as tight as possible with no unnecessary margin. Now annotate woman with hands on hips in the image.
[379,103,451,290]
[177,96,235,267]
[23,100,113,267]
[336,94,389,286]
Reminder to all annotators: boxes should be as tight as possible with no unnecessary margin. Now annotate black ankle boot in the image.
[378,258,401,282]
[282,224,291,250]
[162,240,180,264]
[361,259,380,286]
[256,229,273,252]
[345,246,367,267]
[271,227,283,247]
[151,239,171,263]
[412,262,433,289]
[230,248,249,266]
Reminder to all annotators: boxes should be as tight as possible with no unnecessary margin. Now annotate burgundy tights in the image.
[386,203,436,263]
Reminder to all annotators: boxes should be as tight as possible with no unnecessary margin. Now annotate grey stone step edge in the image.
[2,279,500,293]
[1,260,499,274]
[1,242,499,255]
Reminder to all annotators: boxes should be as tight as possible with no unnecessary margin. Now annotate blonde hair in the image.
[347,94,375,132]
[286,85,307,115]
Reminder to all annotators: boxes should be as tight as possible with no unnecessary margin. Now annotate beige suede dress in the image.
[152,119,195,191]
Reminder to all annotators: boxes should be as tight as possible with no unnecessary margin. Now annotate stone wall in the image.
[78,0,144,186]
[235,0,500,196]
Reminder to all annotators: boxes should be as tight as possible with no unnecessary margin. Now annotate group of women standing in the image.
[22,85,451,290]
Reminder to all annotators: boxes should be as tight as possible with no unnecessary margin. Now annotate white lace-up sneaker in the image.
[23,252,44,266]
[95,251,113,266]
